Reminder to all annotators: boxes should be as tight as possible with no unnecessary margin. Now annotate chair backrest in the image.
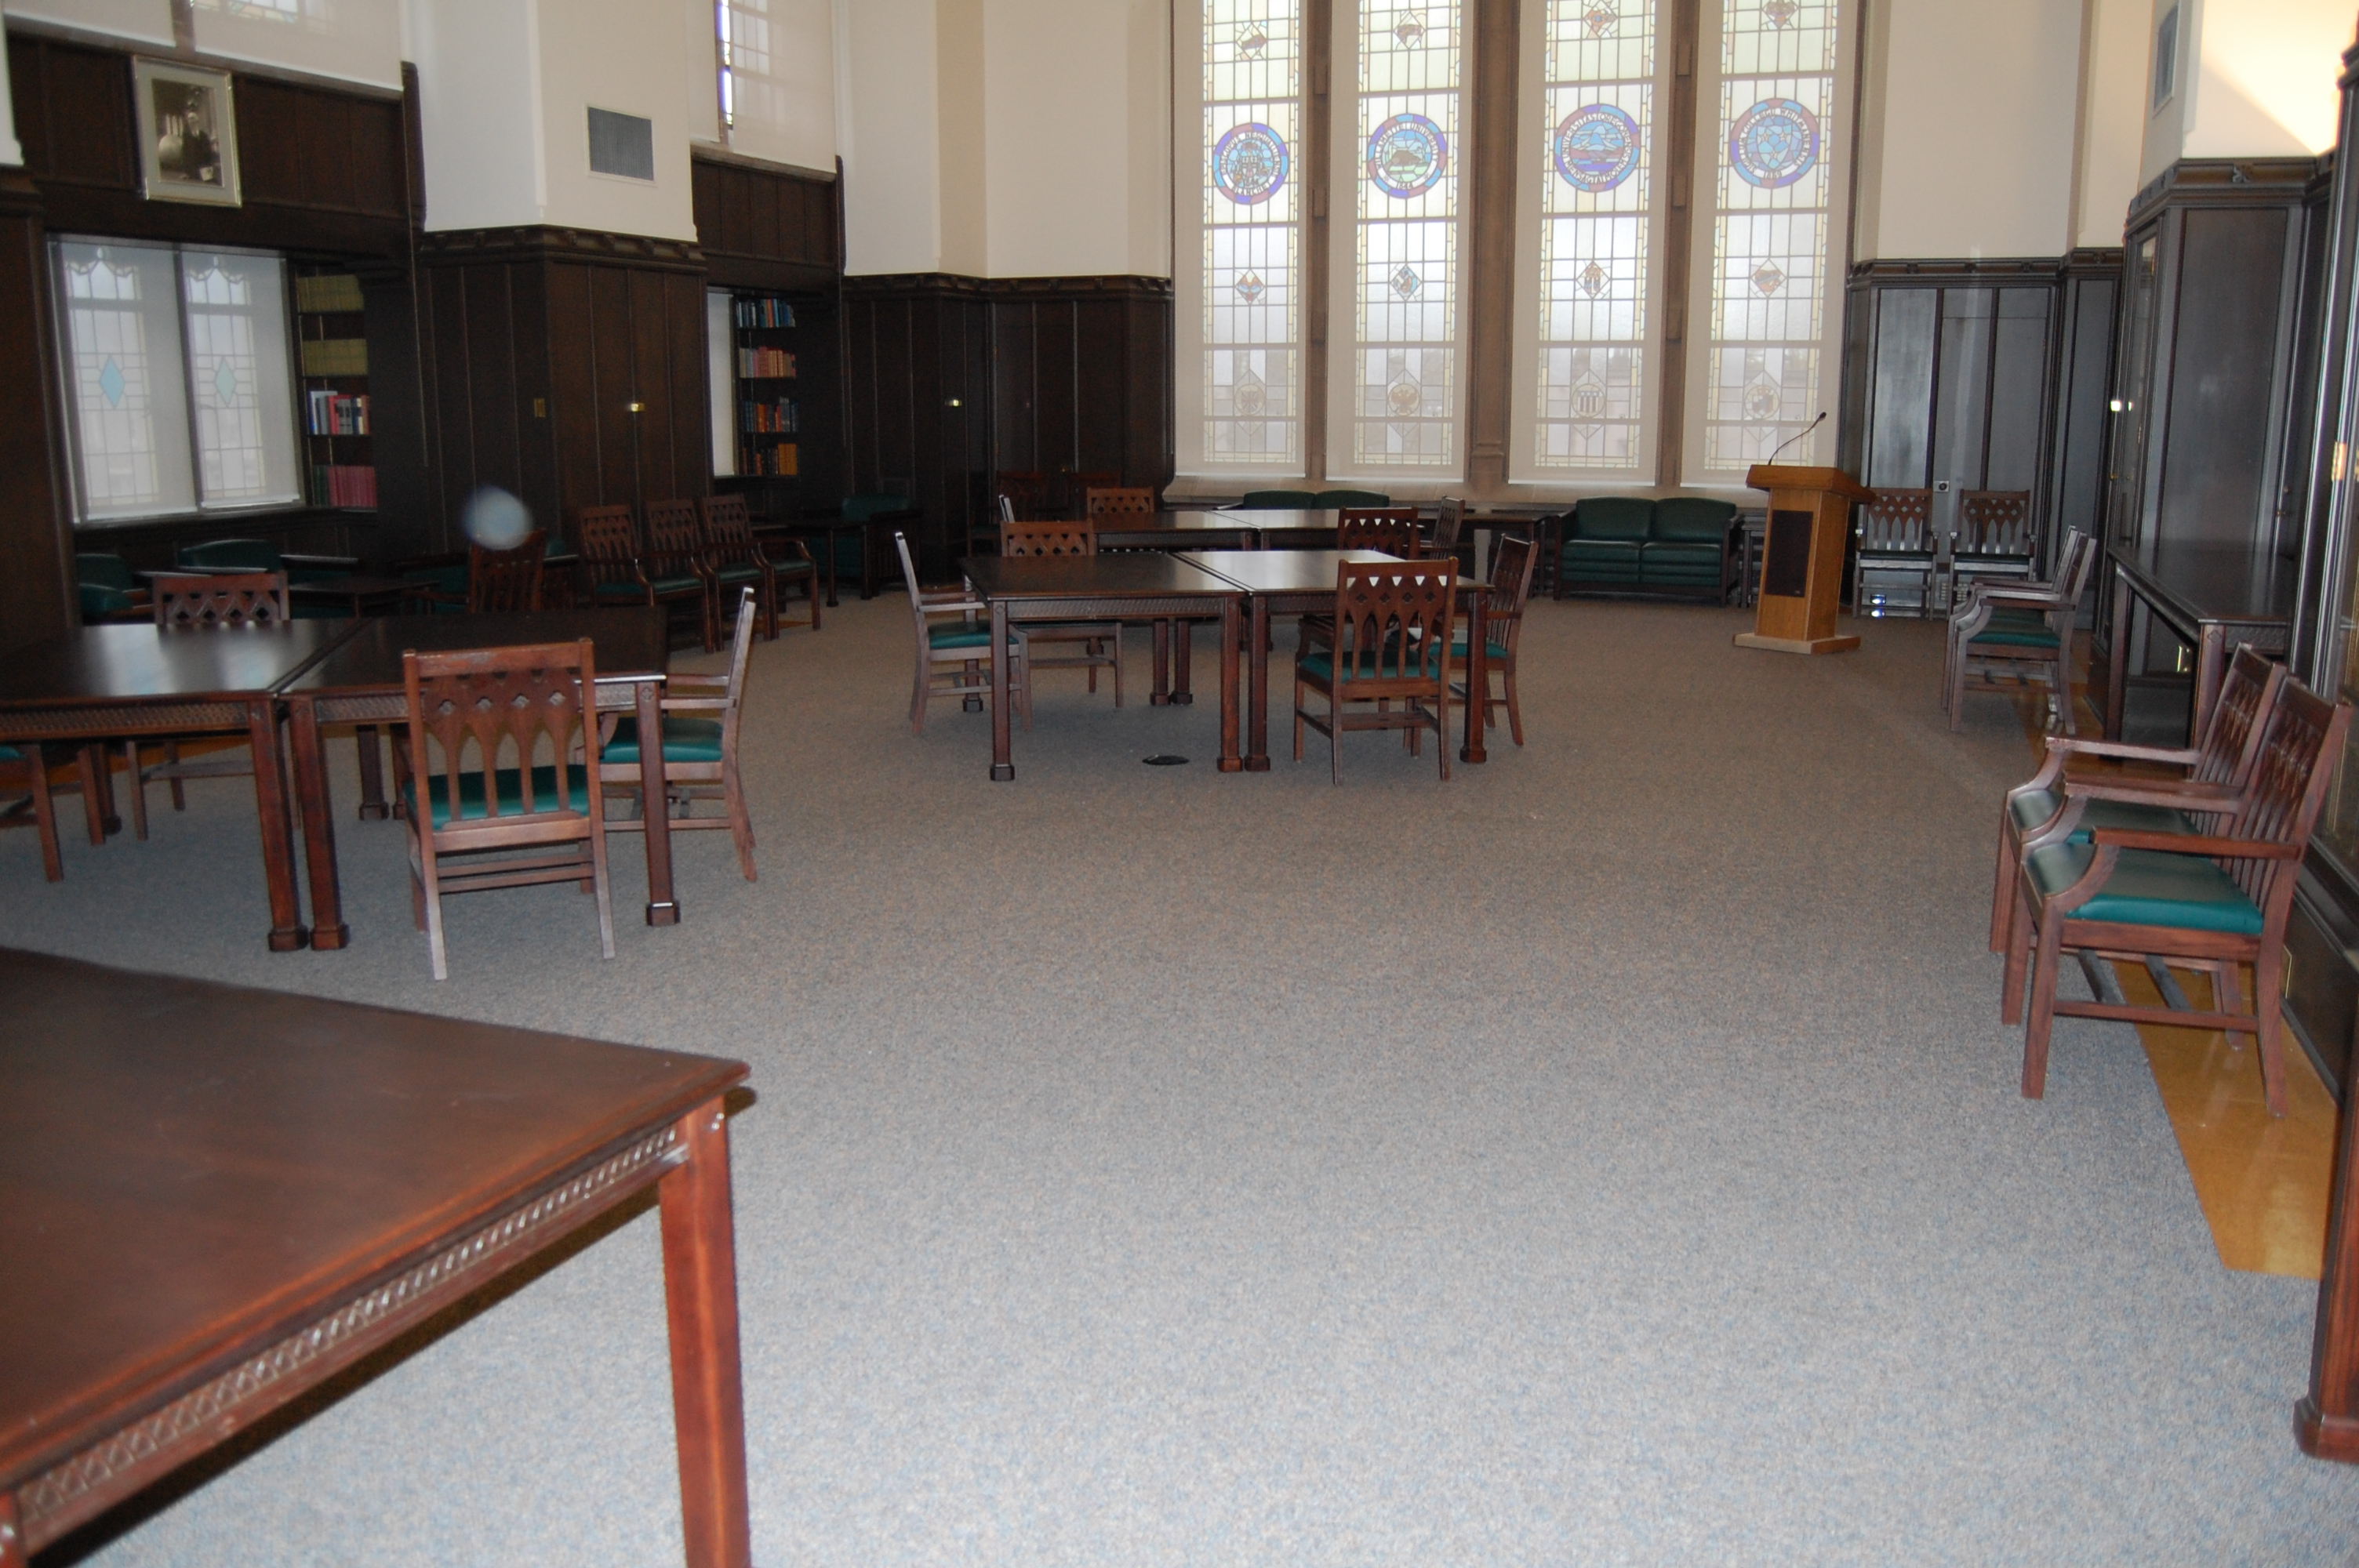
[1001,520,1098,557]
[2054,527,2099,604]
[700,493,756,558]
[643,499,704,567]
[76,552,136,591]
[177,538,283,572]
[713,586,756,742]
[1317,488,1392,509]
[1957,490,2034,558]
[1086,486,1156,519]
[402,640,601,834]
[468,530,547,614]
[894,531,940,644]
[1487,535,1539,626]
[1859,488,1936,553]
[1336,507,1426,557]
[2216,677,2354,913]
[2193,646,2288,789]
[1430,499,1466,554]
[575,505,640,570]
[1332,560,1458,684]
[153,571,290,628]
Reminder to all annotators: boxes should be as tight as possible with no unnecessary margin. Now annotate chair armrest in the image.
[2065,778,2238,809]
[2088,828,2302,858]
[2043,735,2202,767]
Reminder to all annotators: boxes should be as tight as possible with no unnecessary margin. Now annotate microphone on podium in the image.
[1764,411,1827,465]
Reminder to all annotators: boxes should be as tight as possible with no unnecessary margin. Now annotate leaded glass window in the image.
[1697,0,1839,475]
[1338,2,1464,474]
[1198,1,1304,470]
[1521,0,1656,477]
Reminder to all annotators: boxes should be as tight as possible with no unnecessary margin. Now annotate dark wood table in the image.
[1177,550,1490,771]
[0,620,357,951]
[286,573,435,617]
[278,609,679,949]
[958,555,1245,779]
[1096,510,1263,551]
[1216,507,1343,549]
[0,946,752,1568]
[2103,542,2299,742]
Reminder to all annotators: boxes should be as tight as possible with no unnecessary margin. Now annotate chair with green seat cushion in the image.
[0,742,74,881]
[75,553,145,621]
[1314,488,1390,508]
[1238,489,1318,510]
[600,587,761,882]
[2002,675,2350,1116]
[898,531,1031,734]
[1293,557,1459,783]
[1987,644,2284,956]
[827,492,918,597]
[700,492,817,639]
[1448,535,1537,746]
[575,503,711,651]
[399,637,615,981]
[1946,527,2097,733]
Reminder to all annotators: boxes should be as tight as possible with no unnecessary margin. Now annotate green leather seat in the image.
[929,622,1020,651]
[2006,789,2197,840]
[76,553,138,619]
[1448,633,1512,662]
[410,764,592,827]
[602,717,725,764]
[2024,841,2263,935]
[594,575,704,601]
[1238,489,1319,509]
[1314,488,1390,508]
[1971,619,2060,648]
[1299,645,1446,682]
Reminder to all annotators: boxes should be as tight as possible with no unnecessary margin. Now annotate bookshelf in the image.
[293,268,376,510]
[730,293,800,480]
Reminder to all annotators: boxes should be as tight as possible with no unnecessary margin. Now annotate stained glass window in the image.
[1697,0,1839,474]
[181,252,298,507]
[1198,1,1304,469]
[1339,2,1463,473]
[1525,0,1656,475]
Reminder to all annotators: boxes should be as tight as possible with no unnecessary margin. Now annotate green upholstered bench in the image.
[1554,495,1739,601]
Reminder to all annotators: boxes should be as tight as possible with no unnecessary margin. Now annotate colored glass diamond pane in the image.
[98,357,125,408]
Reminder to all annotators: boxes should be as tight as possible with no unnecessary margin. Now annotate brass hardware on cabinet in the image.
[532,397,546,418]
[627,401,644,413]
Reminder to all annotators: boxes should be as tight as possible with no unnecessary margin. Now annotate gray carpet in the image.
[9,594,2358,1566]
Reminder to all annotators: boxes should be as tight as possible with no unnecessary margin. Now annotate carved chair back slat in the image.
[468,531,547,614]
[1485,536,1538,655]
[1334,560,1459,688]
[1860,488,1936,554]
[2194,648,2285,789]
[1085,487,1156,519]
[642,499,707,572]
[1957,490,2034,557]
[153,571,290,628]
[1336,508,1426,557]
[1002,521,1099,557]
[403,641,600,827]
[700,494,757,564]
[2220,680,2350,907]
[1430,499,1467,555]
[574,505,642,587]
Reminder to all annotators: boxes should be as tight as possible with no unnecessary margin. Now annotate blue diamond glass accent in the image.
[213,361,238,404]
[98,357,124,408]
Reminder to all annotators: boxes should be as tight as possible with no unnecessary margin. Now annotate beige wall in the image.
[837,0,946,273]
[2142,0,2346,182]
[409,0,547,233]
[2073,0,2149,247]
[193,0,402,89]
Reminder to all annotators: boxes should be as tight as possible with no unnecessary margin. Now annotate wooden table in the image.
[1177,550,1490,771]
[0,620,355,951]
[958,555,1245,779]
[2103,542,2298,742]
[278,608,679,949]
[0,946,752,1568]
[286,572,434,617]
[1216,507,1343,549]
[1095,510,1263,551]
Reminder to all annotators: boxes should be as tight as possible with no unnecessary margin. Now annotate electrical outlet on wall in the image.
[1933,479,1953,493]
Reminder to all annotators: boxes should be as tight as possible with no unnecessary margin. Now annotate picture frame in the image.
[133,59,242,208]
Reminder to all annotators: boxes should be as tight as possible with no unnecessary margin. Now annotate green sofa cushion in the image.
[1238,489,1319,509]
[1562,538,1643,561]
[2026,842,2264,935]
[413,764,591,828]
[1314,488,1390,508]
[2008,789,2197,840]
[1570,496,1655,541]
[604,716,725,764]
[78,583,136,617]
[1651,497,1737,543]
[1640,542,1725,567]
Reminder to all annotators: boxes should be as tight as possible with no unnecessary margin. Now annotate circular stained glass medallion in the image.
[1366,112,1447,199]
[1728,98,1819,188]
[1212,123,1289,206]
[1554,103,1640,193]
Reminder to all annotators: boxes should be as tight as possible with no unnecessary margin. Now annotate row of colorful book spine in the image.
[739,399,798,434]
[312,464,378,508]
[305,390,370,436]
[732,298,796,329]
[736,442,798,477]
[736,347,796,379]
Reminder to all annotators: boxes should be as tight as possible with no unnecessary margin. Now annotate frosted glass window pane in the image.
[58,241,195,523]
[182,251,299,510]
[709,289,737,476]
[1201,0,1305,468]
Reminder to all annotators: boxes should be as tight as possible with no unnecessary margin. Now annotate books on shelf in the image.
[737,442,798,477]
[732,297,795,329]
[300,338,369,376]
[736,347,795,379]
[738,397,797,434]
[306,390,371,436]
[312,464,378,508]
[295,274,364,313]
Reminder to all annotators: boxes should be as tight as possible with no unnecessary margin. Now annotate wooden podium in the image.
[1735,463,1871,655]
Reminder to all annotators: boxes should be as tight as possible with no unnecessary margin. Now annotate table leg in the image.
[1,1494,25,1568]
[660,1098,754,1568]
[1151,620,1172,706]
[250,700,309,953]
[1173,619,1195,704]
[1218,598,1242,771]
[1246,598,1272,771]
[990,601,1016,781]
[2299,1053,2359,1461]
[289,697,351,951]
[823,530,842,608]
[1460,590,1489,765]
[638,679,681,926]
[2105,562,2132,740]
[354,723,388,819]
[2194,625,2227,744]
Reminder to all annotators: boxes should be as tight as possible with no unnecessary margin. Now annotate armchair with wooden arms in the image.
[1449,535,1538,746]
[576,503,713,651]
[643,499,722,652]
[1945,527,2095,733]
[897,532,1031,734]
[700,492,819,639]
[2002,673,2352,1116]
[601,587,760,882]
[1294,557,1459,783]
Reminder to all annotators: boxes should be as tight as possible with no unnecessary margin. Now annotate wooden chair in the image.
[1063,470,1121,517]
[399,639,615,981]
[1449,535,1538,746]
[700,493,819,639]
[1430,498,1468,569]
[602,587,759,882]
[1001,520,1123,704]
[1085,486,1157,521]
[1946,528,2097,733]
[1295,558,1459,783]
[645,499,722,652]
[0,744,72,881]
[1336,507,1427,557]
[1850,487,1939,617]
[1988,644,2284,959]
[468,529,547,613]
[897,531,1030,734]
[125,572,293,837]
[2003,673,2353,1116]
[576,503,713,651]
[1954,490,2037,590]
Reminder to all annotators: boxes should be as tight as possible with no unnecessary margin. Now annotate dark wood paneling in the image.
[2156,208,2291,545]
[10,37,135,191]
[0,174,71,648]
[544,260,602,526]
[692,154,837,291]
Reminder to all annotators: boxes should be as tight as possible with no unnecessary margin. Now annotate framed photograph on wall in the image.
[133,59,242,207]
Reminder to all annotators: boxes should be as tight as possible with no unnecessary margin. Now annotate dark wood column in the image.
[0,169,71,650]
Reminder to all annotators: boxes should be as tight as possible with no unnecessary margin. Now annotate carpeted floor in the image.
[11,593,2359,1566]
